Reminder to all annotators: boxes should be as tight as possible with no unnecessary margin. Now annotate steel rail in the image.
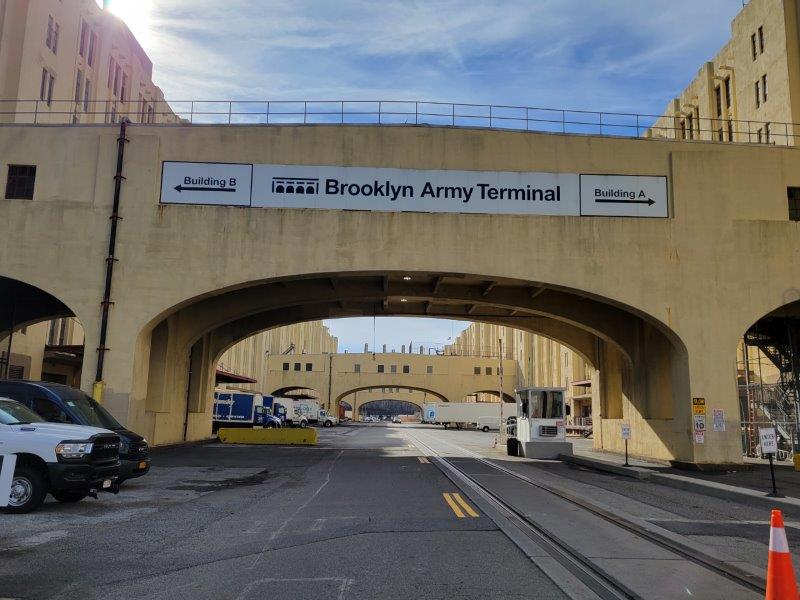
[410,430,765,596]
[410,432,637,600]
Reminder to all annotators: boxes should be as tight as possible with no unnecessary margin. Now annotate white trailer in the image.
[434,402,502,430]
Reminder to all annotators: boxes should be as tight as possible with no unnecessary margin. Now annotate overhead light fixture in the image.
[402,275,412,281]
[400,298,408,302]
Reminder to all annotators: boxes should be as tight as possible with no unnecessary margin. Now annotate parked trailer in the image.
[434,402,502,430]
[212,392,280,432]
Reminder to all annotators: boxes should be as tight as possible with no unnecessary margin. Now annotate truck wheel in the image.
[3,465,47,514]
[323,420,333,427]
[266,422,277,429]
[300,420,308,428]
[51,490,88,503]
[482,426,490,432]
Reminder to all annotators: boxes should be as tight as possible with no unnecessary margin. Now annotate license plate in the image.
[102,479,111,489]
[138,461,148,469]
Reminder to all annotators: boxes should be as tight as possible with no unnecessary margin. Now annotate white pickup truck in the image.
[0,398,121,513]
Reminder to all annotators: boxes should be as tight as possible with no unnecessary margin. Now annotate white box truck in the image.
[287,400,338,428]
[434,402,502,430]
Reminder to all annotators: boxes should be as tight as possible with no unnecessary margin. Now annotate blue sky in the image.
[108,0,744,352]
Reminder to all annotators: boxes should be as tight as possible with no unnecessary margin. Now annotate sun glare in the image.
[105,0,154,50]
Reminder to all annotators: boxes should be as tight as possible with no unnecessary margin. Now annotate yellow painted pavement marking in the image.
[417,456,430,464]
[442,493,465,518]
[451,493,479,517]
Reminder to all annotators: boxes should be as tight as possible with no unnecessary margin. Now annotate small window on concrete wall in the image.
[5,165,36,199]
[788,188,800,221]
[282,362,289,371]
[305,363,312,371]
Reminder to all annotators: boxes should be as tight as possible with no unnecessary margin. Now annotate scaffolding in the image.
[740,317,800,458]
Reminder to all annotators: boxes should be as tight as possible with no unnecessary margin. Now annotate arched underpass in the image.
[131,271,689,462]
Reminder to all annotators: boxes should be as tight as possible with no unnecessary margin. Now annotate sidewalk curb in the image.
[560,453,800,512]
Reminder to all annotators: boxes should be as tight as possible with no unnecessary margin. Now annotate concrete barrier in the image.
[0,454,17,508]
[217,428,317,445]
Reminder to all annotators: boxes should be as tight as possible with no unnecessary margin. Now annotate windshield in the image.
[60,389,124,429]
[0,399,44,425]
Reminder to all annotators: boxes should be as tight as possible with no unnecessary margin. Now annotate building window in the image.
[293,362,300,371]
[426,366,433,374]
[755,81,761,107]
[687,113,694,140]
[108,58,115,89]
[121,72,128,102]
[788,188,800,221]
[727,120,734,142]
[724,77,731,110]
[402,365,410,374]
[762,74,768,102]
[354,363,360,373]
[473,367,480,375]
[83,78,91,112]
[765,122,771,144]
[305,363,312,371]
[75,69,83,105]
[485,367,492,375]
[88,31,97,67]
[45,16,59,54]
[756,128,763,143]
[377,364,384,373]
[282,362,289,371]
[39,68,54,106]
[758,25,765,53]
[78,20,88,57]
[751,33,757,60]
[5,165,37,200]
[8,365,24,380]
[679,119,686,140]
[113,64,121,97]
[714,86,722,117]
[390,365,397,373]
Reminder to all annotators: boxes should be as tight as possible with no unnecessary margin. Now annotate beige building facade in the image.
[1,122,799,467]
[0,0,177,124]
[648,0,800,144]
[447,323,594,423]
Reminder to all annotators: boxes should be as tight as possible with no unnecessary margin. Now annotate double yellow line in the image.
[442,492,479,518]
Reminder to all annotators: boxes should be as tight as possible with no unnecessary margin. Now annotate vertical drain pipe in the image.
[93,118,129,401]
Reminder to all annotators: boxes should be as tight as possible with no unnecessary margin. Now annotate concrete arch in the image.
[335,384,447,406]
[131,271,687,460]
[356,399,424,415]
[270,386,321,400]
[0,274,78,336]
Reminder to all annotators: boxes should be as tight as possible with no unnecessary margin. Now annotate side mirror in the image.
[565,405,571,416]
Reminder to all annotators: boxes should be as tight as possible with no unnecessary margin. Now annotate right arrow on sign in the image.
[594,197,655,206]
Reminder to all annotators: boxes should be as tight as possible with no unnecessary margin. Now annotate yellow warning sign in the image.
[692,397,706,415]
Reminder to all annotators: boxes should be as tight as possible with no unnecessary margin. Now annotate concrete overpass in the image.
[1,122,799,466]
[264,353,518,411]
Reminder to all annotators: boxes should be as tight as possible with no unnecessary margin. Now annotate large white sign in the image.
[759,427,778,454]
[160,162,669,218]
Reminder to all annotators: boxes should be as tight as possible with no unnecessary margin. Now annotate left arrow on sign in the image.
[174,185,236,193]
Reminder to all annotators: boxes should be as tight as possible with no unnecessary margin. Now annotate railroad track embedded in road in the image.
[408,431,764,600]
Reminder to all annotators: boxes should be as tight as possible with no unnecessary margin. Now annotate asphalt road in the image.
[0,424,567,600]
[1,423,786,599]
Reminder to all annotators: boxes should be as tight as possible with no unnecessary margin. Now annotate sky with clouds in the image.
[109,0,744,352]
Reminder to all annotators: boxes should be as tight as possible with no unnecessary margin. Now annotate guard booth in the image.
[507,387,573,459]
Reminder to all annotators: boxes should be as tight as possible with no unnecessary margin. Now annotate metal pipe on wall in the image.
[94,118,129,399]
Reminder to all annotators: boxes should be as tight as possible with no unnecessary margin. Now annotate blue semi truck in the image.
[212,392,282,432]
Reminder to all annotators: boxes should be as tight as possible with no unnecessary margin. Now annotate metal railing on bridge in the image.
[3,99,799,146]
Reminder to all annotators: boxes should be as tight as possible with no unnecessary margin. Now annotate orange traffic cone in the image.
[766,509,800,600]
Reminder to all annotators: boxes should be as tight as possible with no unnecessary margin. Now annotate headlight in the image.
[55,442,93,459]
[118,438,130,454]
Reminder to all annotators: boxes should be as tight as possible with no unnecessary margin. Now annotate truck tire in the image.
[299,420,308,428]
[2,465,47,514]
[323,420,333,427]
[51,490,88,503]
[266,422,277,429]
[482,426,490,432]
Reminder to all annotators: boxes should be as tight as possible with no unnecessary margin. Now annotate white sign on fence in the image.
[759,427,778,454]
[0,454,17,508]
[160,162,669,218]
[712,409,725,432]
[621,423,631,440]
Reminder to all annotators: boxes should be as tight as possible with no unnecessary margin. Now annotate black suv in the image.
[0,381,150,483]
